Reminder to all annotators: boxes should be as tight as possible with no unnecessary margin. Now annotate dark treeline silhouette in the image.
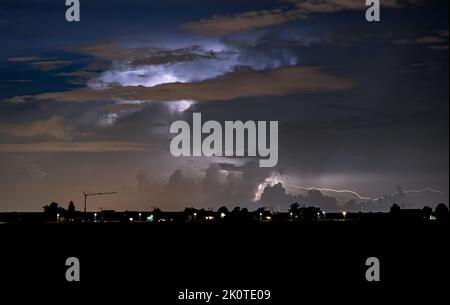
[288,203,322,221]
[42,202,66,222]
[0,200,449,224]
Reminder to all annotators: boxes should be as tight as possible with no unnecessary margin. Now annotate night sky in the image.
[0,0,448,212]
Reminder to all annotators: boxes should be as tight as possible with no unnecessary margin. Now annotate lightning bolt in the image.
[287,185,373,200]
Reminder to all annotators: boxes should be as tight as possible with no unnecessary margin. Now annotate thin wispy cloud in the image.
[0,141,153,153]
[0,116,74,140]
[182,0,415,36]
[394,30,449,50]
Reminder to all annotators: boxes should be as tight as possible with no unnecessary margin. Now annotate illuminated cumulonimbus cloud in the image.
[88,39,299,125]
[253,173,377,203]
[254,173,284,201]
[88,42,299,89]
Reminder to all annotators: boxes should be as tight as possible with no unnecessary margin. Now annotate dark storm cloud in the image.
[133,167,449,212]
[257,181,448,212]
[134,162,273,211]
[45,35,306,90]
[181,0,415,36]
[66,42,218,64]
[4,67,355,104]
[258,182,339,211]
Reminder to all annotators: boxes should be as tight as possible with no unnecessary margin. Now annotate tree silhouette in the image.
[151,208,162,221]
[289,203,300,215]
[184,207,193,221]
[422,206,432,220]
[390,203,401,215]
[240,208,251,222]
[67,201,76,221]
[230,207,241,221]
[435,203,449,221]
[232,206,241,213]
[218,206,229,220]
[255,207,266,213]
[43,202,65,222]
[218,206,229,215]
[68,201,76,213]
[299,206,321,221]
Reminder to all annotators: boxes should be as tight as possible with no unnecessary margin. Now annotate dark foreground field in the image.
[1,221,448,303]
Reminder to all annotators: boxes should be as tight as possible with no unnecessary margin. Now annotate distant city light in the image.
[342,211,347,218]
[220,212,226,219]
[147,214,154,222]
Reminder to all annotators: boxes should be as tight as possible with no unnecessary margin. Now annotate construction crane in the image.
[83,191,117,220]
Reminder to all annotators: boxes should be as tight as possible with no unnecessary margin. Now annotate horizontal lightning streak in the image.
[287,185,373,200]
